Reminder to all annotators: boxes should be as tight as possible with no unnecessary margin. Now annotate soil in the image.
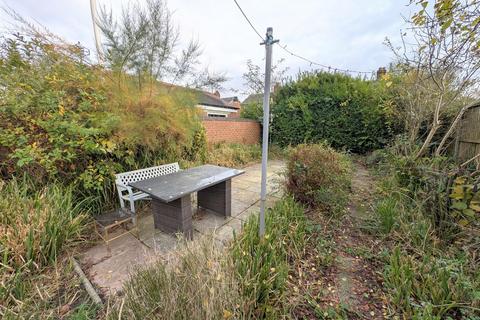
[289,160,388,319]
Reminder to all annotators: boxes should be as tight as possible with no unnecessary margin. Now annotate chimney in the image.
[232,97,241,110]
[213,90,220,97]
[376,67,387,80]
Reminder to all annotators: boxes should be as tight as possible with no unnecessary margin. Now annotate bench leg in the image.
[198,180,231,217]
[152,195,193,239]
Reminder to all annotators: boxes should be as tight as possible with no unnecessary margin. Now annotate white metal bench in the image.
[115,163,180,221]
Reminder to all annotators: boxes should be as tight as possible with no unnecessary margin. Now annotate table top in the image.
[130,164,244,202]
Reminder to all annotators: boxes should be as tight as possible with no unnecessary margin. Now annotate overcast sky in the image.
[1,0,413,99]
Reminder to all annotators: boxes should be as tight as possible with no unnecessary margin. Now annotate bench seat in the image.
[115,162,180,223]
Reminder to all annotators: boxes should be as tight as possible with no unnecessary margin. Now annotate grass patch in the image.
[1,258,98,319]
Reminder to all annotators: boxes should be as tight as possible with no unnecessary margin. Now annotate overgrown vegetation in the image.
[107,197,308,319]
[286,144,351,214]
[368,146,480,318]
[271,72,396,153]
[231,197,308,318]
[0,179,91,317]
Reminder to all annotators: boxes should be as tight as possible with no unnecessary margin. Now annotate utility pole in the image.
[90,0,104,63]
[259,27,279,237]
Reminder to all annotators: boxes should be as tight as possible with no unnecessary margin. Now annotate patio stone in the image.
[193,210,232,234]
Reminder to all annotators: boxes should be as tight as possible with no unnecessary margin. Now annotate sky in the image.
[1,0,413,99]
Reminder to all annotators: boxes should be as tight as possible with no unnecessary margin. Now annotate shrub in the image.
[286,144,351,213]
[271,71,395,153]
[0,33,205,213]
[230,197,307,317]
[240,101,263,121]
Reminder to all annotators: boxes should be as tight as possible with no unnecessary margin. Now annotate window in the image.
[207,113,227,118]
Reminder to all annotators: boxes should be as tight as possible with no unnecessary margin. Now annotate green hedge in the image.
[271,72,395,153]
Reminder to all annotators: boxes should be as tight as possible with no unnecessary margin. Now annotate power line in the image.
[276,43,374,75]
[231,0,376,76]
[232,0,263,41]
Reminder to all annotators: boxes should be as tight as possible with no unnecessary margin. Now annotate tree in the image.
[98,0,225,90]
[242,58,289,94]
[391,0,480,158]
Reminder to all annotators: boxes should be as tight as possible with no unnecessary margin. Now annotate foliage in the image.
[98,0,226,90]
[242,58,288,95]
[449,175,480,227]
[230,197,308,317]
[240,101,263,121]
[286,144,351,213]
[369,147,480,318]
[386,0,480,158]
[206,143,262,168]
[0,32,205,213]
[271,71,395,153]
[385,247,479,318]
[107,238,243,320]
[0,179,89,308]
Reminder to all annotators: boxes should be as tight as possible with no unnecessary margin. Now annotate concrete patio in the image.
[79,160,285,295]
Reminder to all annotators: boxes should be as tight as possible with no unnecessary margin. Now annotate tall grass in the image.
[0,179,89,305]
[107,237,243,320]
[107,197,308,319]
[231,197,308,317]
[206,143,262,168]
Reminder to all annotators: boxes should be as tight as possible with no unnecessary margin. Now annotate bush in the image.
[230,197,308,317]
[271,71,395,153]
[0,33,205,213]
[240,102,263,121]
[286,144,351,213]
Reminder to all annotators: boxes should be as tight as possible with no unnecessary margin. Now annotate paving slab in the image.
[79,160,285,294]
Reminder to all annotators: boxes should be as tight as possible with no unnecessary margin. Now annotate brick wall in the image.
[202,117,260,145]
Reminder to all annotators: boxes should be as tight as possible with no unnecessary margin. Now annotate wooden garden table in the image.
[130,165,244,238]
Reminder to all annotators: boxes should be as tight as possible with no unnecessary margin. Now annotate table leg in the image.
[198,179,231,217]
[152,195,193,239]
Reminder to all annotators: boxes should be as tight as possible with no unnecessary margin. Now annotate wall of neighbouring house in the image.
[202,117,260,145]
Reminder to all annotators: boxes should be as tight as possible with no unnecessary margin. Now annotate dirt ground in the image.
[289,160,388,319]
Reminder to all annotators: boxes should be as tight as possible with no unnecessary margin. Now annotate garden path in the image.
[332,161,386,318]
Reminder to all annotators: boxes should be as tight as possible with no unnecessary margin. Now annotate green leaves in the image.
[271,72,395,153]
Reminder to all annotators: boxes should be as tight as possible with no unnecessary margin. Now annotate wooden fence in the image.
[455,101,480,165]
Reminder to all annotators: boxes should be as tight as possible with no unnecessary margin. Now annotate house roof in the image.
[158,81,239,110]
[197,92,239,110]
[243,93,263,105]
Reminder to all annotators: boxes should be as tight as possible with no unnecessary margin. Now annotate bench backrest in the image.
[115,162,180,188]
